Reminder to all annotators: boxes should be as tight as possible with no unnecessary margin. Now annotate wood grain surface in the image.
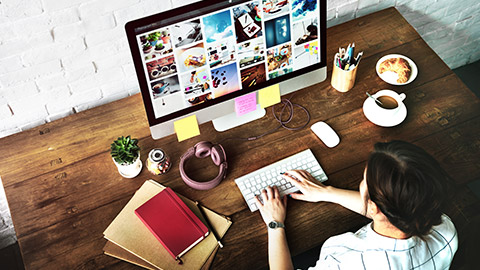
[0,8,479,270]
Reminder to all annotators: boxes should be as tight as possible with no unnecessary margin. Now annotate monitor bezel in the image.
[125,0,326,127]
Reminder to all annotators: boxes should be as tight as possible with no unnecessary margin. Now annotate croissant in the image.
[379,57,411,83]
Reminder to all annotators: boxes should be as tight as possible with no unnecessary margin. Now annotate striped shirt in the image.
[308,215,457,270]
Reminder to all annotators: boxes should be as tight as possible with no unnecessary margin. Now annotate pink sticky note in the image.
[235,92,257,116]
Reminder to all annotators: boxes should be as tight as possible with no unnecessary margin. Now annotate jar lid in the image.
[149,149,165,162]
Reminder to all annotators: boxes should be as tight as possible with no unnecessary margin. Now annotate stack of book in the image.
[103,180,232,269]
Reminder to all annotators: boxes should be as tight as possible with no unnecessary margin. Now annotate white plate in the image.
[376,54,418,85]
[362,97,407,127]
[178,47,206,72]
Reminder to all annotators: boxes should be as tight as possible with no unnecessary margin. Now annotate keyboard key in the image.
[245,193,254,200]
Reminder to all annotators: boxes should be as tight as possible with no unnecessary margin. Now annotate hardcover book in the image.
[135,187,209,262]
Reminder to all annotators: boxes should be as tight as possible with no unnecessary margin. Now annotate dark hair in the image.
[365,140,452,238]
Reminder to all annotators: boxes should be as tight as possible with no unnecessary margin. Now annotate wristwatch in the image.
[268,220,285,230]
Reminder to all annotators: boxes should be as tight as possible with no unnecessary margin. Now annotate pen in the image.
[355,51,363,65]
[338,53,345,69]
[345,44,351,64]
[349,42,355,64]
[339,47,345,58]
[195,201,223,248]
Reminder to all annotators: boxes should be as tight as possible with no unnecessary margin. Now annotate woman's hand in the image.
[283,170,329,202]
[255,186,288,225]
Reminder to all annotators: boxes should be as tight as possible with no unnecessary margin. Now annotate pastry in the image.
[379,57,411,83]
[184,54,205,67]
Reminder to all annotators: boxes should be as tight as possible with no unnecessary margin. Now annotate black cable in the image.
[221,94,311,143]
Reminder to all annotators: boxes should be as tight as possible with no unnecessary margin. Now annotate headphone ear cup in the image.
[194,141,213,158]
[210,144,226,166]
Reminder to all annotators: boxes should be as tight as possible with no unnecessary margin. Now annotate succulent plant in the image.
[147,32,161,42]
[110,136,140,165]
[143,43,152,50]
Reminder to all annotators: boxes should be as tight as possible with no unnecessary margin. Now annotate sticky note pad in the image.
[174,115,200,142]
[258,84,280,108]
[235,92,257,116]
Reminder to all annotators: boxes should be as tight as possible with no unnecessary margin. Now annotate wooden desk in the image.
[1,8,479,270]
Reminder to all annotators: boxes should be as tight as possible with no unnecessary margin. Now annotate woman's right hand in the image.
[283,170,329,202]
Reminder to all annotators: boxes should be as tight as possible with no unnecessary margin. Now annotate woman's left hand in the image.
[255,186,288,226]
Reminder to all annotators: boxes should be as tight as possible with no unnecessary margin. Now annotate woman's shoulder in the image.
[425,214,458,248]
[431,215,457,237]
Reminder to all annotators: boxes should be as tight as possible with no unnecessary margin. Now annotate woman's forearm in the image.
[323,186,369,217]
[268,228,294,270]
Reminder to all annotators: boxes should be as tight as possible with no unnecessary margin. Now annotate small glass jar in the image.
[146,148,171,175]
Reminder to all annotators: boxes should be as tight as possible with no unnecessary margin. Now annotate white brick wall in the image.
[0,0,478,139]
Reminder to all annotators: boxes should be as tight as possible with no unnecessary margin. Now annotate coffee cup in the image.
[371,89,406,116]
[160,66,170,73]
[151,69,160,78]
[363,89,408,127]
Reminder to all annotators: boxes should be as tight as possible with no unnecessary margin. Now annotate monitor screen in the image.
[126,0,326,139]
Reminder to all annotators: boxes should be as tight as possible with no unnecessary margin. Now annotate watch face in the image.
[268,221,285,229]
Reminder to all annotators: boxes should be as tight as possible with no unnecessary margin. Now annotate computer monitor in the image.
[125,0,326,139]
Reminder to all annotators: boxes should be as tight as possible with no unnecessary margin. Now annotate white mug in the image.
[371,89,406,116]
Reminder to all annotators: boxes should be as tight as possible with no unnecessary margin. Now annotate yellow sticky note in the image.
[258,84,281,108]
[174,115,200,142]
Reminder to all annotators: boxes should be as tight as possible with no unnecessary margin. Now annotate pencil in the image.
[195,201,223,248]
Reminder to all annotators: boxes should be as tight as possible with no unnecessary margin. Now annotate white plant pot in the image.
[113,153,143,178]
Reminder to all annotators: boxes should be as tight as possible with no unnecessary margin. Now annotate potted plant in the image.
[110,136,142,178]
[155,42,164,52]
[143,43,153,54]
[147,32,161,46]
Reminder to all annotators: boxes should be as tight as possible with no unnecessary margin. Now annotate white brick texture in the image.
[0,0,477,139]
[0,104,12,119]
[1,0,43,20]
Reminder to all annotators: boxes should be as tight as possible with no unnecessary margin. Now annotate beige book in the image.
[103,180,232,270]
[104,240,157,270]
[103,240,220,270]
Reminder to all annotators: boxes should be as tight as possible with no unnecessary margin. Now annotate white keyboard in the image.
[235,149,328,212]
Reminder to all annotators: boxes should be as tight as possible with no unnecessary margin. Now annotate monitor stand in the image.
[212,104,266,132]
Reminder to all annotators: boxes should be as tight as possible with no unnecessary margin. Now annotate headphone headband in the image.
[179,141,227,190]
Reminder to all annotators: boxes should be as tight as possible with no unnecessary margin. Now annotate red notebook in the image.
[134,187,209,262]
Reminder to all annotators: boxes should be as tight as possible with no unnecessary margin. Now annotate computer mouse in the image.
[310,121,340,148]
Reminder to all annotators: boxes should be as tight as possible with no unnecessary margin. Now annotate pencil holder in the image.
[331,60,358,92]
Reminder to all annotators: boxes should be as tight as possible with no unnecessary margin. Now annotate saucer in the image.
[362,97,407,127]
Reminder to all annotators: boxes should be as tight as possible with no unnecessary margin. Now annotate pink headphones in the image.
[179,141,227,190]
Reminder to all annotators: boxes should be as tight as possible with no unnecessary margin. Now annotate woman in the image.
[255,141,458,269]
